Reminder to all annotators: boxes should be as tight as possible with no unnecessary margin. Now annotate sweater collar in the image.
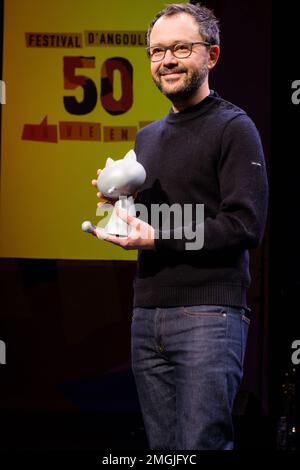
[166,90,220,123]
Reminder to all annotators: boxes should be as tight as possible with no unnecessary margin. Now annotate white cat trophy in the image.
[82,149,146,237]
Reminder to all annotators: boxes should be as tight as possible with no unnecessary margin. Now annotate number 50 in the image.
[63,56,133,116]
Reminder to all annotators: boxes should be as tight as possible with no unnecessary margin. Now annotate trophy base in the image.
[103,196,135,237]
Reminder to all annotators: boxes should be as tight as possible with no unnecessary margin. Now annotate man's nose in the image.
[162,48,178,65]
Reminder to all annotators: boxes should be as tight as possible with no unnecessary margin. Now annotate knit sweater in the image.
[133,90,268,308]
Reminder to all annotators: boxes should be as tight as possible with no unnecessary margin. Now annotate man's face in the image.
[149,13,213,102]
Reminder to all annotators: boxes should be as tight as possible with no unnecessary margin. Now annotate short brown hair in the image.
[147,2,220,46]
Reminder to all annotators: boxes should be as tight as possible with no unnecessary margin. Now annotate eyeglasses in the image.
[146,41,211,62]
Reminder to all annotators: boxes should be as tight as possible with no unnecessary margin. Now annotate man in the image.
[92,3,268,450]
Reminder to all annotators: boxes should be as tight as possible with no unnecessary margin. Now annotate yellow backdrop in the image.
[0,0,187,259]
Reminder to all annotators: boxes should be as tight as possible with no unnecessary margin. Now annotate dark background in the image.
[0,0,299,453]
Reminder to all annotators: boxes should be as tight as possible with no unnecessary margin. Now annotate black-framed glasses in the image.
[146,41,211,62]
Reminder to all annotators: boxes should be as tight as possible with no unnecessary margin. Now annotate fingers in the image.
[91,169,101,187]
[90,181,105,200]
[93,190,104,200]
[101,233,129,248]
[97,200,114,208]
[116,207,138,226]
[94,227,109,240]
[91,168,116,207]
[91,170,109,201]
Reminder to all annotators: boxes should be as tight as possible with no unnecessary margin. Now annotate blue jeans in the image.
[131,305,250,450]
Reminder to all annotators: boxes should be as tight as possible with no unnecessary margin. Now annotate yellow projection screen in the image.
[0,0,187,260]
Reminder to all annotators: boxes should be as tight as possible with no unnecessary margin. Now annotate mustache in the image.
[158,67,187,76]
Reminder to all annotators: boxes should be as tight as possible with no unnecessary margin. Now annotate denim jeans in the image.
[131,305,250,450]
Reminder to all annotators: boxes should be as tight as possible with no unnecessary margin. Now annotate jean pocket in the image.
[183,305,227,317]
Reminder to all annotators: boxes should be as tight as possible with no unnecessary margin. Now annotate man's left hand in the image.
[93,207,155,250]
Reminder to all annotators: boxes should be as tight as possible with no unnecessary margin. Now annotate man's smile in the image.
[161,72,184,77]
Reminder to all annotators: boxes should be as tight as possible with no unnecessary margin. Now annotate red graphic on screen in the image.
[63,56,97,115]
[101,57,133,115]
[22,116,58,143]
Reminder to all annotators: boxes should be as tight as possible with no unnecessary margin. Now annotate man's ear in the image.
[208,45,220,70]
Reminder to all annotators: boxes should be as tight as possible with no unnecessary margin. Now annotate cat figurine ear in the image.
[105,157,114,167]
[124,149,136,161]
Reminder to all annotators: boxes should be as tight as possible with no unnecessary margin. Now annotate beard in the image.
[152,64,208,102]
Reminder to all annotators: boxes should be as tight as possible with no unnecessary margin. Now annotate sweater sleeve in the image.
[154,114,269,252]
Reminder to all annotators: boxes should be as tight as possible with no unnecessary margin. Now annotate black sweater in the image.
[133,91,268,308]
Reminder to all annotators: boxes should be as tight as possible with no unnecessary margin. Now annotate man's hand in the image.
[95,207,155,250]
[91,169,115,209]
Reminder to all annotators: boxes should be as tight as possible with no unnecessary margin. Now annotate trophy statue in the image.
[82,149,146,237]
